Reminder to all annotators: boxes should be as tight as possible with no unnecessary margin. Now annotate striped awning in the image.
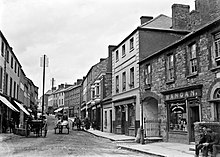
[0,95,19,112]
[13,100,30,115]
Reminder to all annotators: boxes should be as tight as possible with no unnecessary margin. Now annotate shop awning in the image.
[0,95,19,112]
[54,108,63,112]
[13,100,30,116]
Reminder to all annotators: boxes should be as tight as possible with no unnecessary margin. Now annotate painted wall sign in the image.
[165,89,201,101]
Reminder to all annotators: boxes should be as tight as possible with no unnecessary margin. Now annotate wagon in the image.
[26,119,47,137]
[54,120,69,134]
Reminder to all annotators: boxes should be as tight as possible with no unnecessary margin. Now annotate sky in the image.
[0,0,195,97]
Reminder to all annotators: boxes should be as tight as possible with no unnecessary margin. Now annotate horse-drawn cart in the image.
[26,119,47,137]
[54,120,69,134]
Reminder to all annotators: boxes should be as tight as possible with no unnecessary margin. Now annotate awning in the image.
[13,100,30,116]
[54,108,63,112]
[0,95,19,112]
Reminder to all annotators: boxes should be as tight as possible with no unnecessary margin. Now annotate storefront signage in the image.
[165,89,201,101]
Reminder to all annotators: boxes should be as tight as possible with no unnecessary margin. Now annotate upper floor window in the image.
[15,62,17,73]
[11,56,13,69]
[167,54,174,81]
[0,67,2,91]
[116,50,119,62]
[116,75,119,93]
[214,32,220,66]
[122,44,125,57]
[18,67,20,77]
[1,42,4,57]
[129,67,134,88]
[189,43,198,74]
[122,72,126,91]
[95,83,100,97]
[130,37,134,51]
[145,64,151,85]
[6,50,9,63]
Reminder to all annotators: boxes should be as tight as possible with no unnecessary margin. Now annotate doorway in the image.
[189,105,199,142]
[110,110,112,133]
[121,106,126,134]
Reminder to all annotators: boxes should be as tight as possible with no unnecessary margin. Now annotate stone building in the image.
[111,15,189,137]
[139,0,220,144]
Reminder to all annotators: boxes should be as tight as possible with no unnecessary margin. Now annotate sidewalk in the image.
[86,129,195,157]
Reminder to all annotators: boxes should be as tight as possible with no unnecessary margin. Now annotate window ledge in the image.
[122,54,126,58]
[210,66,220,72]
[186,73,198,79]
[130,48,134,52]
[166,80,175,84]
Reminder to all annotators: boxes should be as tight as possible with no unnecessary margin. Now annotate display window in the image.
[169,102,187,131]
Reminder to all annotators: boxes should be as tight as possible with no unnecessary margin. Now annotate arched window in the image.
[214,88,220,99]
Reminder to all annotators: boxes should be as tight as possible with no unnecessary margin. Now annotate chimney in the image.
[140,16,153,25]
[77,79,82,85]
[195,0,220,24]
[172,4,190,30]
[108,45,117,73]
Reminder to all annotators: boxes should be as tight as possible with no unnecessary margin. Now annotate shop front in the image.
[161,85,202,144]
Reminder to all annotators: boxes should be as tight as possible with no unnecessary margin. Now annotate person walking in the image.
[75,117,81,131]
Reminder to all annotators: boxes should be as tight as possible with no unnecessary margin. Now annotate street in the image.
[0,115,155,157]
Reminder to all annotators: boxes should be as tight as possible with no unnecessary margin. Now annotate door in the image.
[110,110,112,133]
[121,108,126,134]
[189,106,199,142]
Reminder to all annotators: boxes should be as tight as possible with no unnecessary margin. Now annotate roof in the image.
[140,14,172,29]
[139,16,220,64]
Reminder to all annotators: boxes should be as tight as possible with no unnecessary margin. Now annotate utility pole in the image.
[40,55,48,116]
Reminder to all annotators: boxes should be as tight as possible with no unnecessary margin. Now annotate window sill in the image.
[130,48,134,52]
[169,131,188,134]
[122,54,126,58]
[210,66,220,72]
[166,80,175,84]
[186,73,198,79]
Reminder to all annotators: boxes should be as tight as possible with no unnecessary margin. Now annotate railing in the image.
[144,119,160,137]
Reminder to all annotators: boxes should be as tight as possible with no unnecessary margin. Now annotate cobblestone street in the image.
[0,115,155,157]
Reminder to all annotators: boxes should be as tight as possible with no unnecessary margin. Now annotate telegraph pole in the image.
[40,55,48,116]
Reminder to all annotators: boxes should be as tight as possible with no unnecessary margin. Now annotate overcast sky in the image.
[0,0,195,97]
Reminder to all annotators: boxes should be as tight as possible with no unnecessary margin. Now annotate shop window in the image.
[128,104,135,127]
[169,102,187,131]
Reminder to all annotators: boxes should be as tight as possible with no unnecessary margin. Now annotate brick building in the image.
[139,0,220,144]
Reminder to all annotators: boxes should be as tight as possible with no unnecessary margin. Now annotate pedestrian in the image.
[207,128,220,157]
[9,118,15,133]
[195,126,211,157]
[42,115,48,137]
[84,117,90,130]
[75,117,81,131]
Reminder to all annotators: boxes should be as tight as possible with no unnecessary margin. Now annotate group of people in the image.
[195,126,220,157]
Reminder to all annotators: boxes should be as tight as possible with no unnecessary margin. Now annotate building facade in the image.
[139,0,220,144]
[111,15,189,137]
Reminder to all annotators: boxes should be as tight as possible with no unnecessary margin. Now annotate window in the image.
[0,67,2,91]
[1,42,4,57]
[214,88,220,99]
[167,54,174,81]
[116,50,119,62]
[129,67,134,88]
[189,43,197,74]
[17,84,19,99]
[145,64,151,85]
[116,75,119,93]
[130,37,134,51]
[14,81,16,98]
[18,67,20,77]
[15,62,17,73]
[169,102,187,131]
[128,104,135,127]
[122,72,126,91]
[214,32,220,66]
[5,73,8,94]
[122,44,125,56]
[95,83,100,97]
[91,86,95,99]
[11,56,13,69]
[6,50,9,63]
[10,77,12,97]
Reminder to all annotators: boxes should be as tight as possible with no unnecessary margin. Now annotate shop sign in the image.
[165,89,201,101]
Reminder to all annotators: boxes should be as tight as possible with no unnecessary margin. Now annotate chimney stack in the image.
[172,4,190,30]
[140,16,153,25]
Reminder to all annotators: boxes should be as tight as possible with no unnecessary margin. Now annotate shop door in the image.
[121,110,126,134]
[189,106,199,142]
[110,110,112,133]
